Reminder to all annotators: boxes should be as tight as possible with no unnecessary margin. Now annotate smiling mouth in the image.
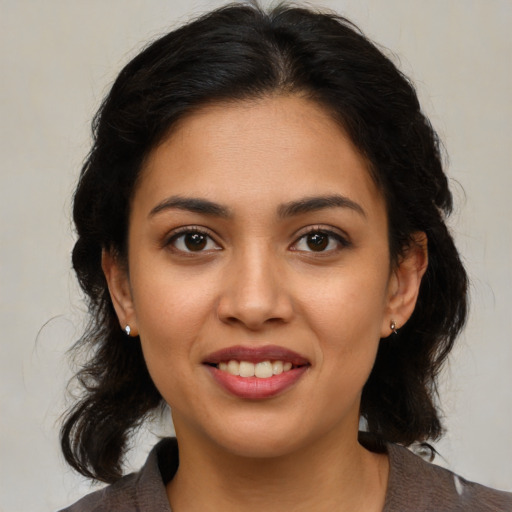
[209,360,301,379]
[204,345,310,379]
[203,346,310,399]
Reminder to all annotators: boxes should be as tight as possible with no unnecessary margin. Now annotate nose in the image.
[216,245,294,330]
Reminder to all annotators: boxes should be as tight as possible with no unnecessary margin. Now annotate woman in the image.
[59,2,512,511]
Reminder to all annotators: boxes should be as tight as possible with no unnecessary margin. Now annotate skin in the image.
[103,95,427,512]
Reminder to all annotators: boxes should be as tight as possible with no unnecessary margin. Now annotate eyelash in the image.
[291,226,351,254]
[165,226,221,254]
[164,225,351,255]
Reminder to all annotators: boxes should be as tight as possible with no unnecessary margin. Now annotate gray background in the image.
[1,1,511,510]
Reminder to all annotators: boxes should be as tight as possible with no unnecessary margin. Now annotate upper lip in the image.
[203,345,310,366]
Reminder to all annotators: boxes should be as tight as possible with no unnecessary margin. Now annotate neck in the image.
[166,425,389,512]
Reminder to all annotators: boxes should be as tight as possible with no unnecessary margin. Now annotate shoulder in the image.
[58,438,178,512]
[58,473,138,512]
[384,443,512,512]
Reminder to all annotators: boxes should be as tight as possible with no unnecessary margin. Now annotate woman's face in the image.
[106,95,423,458]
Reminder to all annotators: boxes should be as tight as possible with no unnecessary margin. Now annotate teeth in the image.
[219,359,295,378]
[255,361,273,378]
[272,361,283,375]
[227,360,240,376]
[239,361,255,377]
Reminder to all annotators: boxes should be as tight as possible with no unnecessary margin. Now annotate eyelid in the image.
[164,225,222,252]
[290,225,351,252]
[162,224,350,254]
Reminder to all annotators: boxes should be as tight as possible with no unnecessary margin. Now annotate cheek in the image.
[296,261,390,395]
[298,264,390,343]
[133,264,216,333]
[130,269,217,384]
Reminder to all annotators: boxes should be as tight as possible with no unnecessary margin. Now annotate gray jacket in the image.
[59,437,512,511]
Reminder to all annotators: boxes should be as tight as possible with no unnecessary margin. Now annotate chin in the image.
[214,427,308,460]
[174,408,309,460]
[201,407,341,461]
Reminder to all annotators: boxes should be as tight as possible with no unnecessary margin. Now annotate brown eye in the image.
[184,232,207,251]
[169,229,220,253]
[306,233,329,251]
[292,229,349,253]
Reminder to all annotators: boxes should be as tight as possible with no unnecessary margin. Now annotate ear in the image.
[101,249,138,337]
[381,232,428,338]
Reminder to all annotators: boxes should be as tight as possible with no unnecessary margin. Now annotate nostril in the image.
[216,280,294,329]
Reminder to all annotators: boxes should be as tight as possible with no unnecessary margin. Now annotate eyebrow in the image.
[278,194,366,219]
[149,196,231,218]
[148,193,366,220]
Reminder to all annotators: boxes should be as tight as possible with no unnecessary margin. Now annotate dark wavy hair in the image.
[61,1,468,483]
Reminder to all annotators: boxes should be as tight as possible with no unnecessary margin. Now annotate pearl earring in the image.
[390,320,398,335]
[124,325,131,336]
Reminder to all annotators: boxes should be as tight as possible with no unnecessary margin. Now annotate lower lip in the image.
[206,365,309,399]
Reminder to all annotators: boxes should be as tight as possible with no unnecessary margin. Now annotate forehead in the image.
[136,95,385,220]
